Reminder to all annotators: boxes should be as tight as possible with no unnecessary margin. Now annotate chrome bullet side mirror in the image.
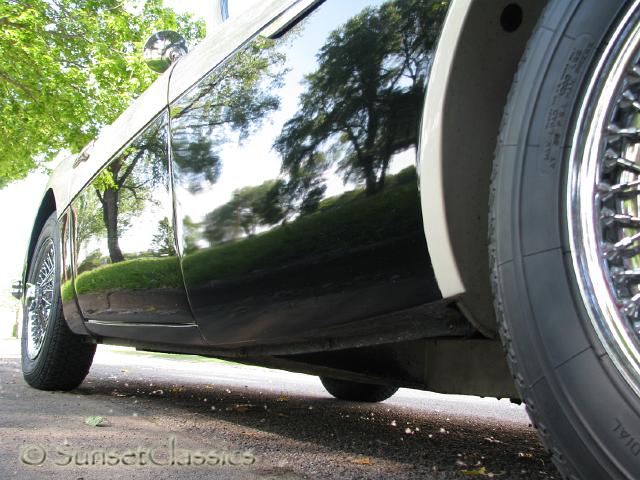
[143,30,188,73]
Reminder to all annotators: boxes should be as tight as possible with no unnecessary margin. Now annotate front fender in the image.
[418,0,547,336]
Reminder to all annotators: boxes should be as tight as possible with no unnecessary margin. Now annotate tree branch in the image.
[0,71,39,102]
[115,151,143,187]
[94,187,104,204]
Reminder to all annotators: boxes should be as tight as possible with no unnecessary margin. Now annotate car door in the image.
[71,110,193,324]
[169,0,446,346]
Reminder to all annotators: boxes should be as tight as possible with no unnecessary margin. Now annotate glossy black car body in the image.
[23,0,542,397]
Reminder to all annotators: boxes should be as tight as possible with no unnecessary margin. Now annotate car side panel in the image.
[168,0,316,104]
[419,0,547,336]
[69,112,193,325]
[170,0,448,347]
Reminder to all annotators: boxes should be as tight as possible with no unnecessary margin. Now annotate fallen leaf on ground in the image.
[484,436,502,444]
[461,466,505,477]
[85,416,108,427]
[353,457,373,465]
[228,404,254,412]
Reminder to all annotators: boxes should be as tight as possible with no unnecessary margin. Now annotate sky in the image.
[0,170,50,292]
[161,0,264,34]
[162,0,217,34]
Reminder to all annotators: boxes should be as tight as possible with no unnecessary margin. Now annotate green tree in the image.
[273,162,327,222]
[203,179,283,244]
[83,36,284,263]
[182,215,200,254]
[77,249,105,274]
[151,217,176,256]
[92,115,167,263]
[171,37,286,194]
[274,0,447,195]
[0,0,204,187]
[74,185,106,260]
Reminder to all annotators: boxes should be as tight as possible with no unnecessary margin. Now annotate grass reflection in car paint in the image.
[62,166,421,301]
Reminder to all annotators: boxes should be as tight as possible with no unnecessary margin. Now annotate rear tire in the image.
[320,376,398,402]
[492,1,640,478]
[21,212,96,391]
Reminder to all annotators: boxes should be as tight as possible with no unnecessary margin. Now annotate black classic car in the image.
[14,0,640,478]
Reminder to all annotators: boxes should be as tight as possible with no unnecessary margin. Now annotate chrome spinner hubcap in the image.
[569,3,640,397]
[26,238,55,360]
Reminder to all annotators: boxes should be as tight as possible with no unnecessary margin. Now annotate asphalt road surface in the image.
[0,339,560,480]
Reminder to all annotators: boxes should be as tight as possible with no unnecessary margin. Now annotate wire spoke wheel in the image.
[25,238,55,360]
[492,1,640,477]
[569,6,640,397]
[21,212,96,391]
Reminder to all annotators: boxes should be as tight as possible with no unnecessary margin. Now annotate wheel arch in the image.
[22,189,57,285]
[418,0,548,336]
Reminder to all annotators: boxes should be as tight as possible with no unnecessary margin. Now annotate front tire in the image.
[21,212,96,391]
[492,1,640,478]
[320,377,398,402]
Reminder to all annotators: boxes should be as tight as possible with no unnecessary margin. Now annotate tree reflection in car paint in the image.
[171,0,448,345]
[68,112,191,323]
[65,0,449,344]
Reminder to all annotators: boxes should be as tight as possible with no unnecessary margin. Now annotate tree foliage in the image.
[171,37,286,194]
[203,180,282,244]
[0,0,204,187]
[73,35,284,264]
[151,217,176,256]
[274,0,447,195]
[92,113,167,263]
